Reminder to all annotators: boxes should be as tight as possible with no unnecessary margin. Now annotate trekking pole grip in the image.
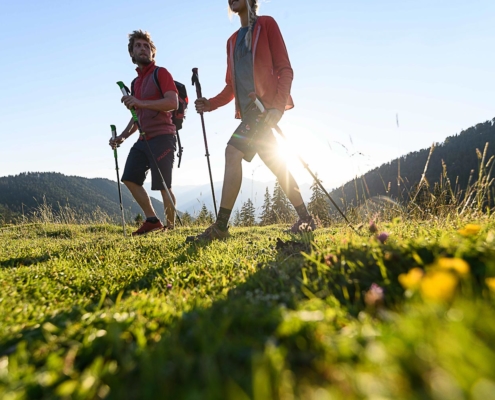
[191,68,203,98]
[110,125,117,140]
[248,92,265,113]
[117,81,140,124]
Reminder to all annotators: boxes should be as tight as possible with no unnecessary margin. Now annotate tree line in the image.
[189,177,332,228]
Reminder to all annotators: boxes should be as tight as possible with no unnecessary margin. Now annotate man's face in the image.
[132,38,153,65]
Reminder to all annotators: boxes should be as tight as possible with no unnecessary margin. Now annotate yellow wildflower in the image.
[398,268,424,290]
[458,224,481,236]
[435,257,470,276]
[420,271,458,302]
[486,277,495,292]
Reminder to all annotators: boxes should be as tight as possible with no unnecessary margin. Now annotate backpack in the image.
[131,67,188,167]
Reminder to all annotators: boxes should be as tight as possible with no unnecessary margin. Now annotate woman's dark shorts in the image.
[228,104,277,162]
[122,134,176,190]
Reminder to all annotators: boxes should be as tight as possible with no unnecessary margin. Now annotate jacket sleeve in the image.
[208,41,235,111]
[266,17,294,113]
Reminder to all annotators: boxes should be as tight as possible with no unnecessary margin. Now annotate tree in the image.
[231,209,242,226]
[180,211,194,226]
[259,187,273,226]
[308,176,331,227]
[240,198,256,226]
[134,213,143,226]
[271,181,295,223]
[196,204,214,226]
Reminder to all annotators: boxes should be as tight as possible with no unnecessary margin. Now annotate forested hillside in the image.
[0,172,165,223]
[330,118,495,207]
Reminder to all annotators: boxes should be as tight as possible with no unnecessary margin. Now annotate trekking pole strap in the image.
[177,132,183,168]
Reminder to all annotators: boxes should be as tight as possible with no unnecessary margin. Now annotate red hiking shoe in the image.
[132,220,164,236]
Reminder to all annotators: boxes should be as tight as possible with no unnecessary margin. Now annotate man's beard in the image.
[136,55,152,65]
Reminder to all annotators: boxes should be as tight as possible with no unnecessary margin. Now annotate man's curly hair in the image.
[128,30,156,64]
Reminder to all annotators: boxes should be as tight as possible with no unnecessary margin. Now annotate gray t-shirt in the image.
[234,26,255,118]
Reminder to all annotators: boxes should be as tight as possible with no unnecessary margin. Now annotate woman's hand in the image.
[195,97,211,113]
[264,108,283,127]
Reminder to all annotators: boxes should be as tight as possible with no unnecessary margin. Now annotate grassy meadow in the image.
[1,212,495,399]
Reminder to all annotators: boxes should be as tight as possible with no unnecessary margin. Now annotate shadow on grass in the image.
[105,236,411,399]
[0,253,57,268]
[2,233,436,399]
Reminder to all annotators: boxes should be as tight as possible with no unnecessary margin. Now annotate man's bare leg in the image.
[160,188,176,228]
[123,180,157,218]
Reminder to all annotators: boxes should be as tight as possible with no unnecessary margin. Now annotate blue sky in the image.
[1,0,494,195]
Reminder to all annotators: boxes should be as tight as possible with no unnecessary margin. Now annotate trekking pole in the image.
[116,81,183,226]
[191,68,218,219]
[110,124,126,236]
[248,93,358,233]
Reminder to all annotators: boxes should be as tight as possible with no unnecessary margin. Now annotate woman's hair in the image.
[128,30,156,64]
[229,0,259,48]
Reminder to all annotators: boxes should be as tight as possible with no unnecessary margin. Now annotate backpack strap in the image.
[151,67,183,168]
[130,78,137,96]
[152,67,164,97]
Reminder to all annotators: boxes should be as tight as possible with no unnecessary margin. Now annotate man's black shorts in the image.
[227,104,277,162]
[122,134,176,190]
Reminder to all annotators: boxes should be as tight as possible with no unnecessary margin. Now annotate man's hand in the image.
[121,95,144,110]
[195,97,211,113]
[264,108,283,128]
[109,135,125,150]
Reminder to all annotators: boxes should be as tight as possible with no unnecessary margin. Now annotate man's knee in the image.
[123,180,138,189]
[161,189,175,204]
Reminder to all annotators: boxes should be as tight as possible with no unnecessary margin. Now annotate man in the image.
[109,30,178,235]
[187,0,315,242]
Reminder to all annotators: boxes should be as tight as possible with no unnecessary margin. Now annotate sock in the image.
[216,207,232,231]
[146,216,160,224]
[295,204,311,220]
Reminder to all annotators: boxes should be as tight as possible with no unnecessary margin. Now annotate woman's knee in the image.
[225,145,244,165]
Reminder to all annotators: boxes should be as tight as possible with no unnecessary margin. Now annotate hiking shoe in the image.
[286,216,316,233]
[185,223,230,243]
[132,220,164,236]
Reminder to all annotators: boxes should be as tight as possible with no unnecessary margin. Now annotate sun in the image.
[275,136,303,171]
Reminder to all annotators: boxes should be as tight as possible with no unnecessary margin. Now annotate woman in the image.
[188,0,315,242]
